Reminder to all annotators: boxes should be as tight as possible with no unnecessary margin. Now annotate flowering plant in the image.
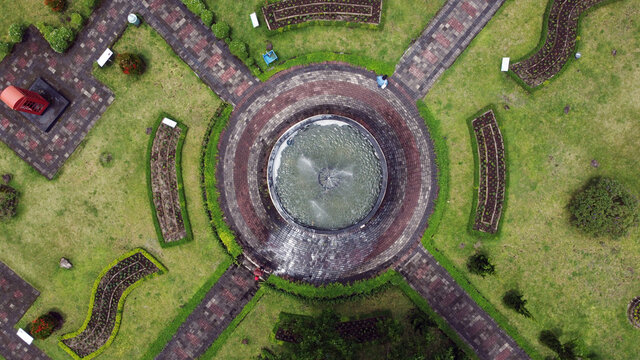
[44,0,66,12]
[116,53,146,75]
[29,313,58,339]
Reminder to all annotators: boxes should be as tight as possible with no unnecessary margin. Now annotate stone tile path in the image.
[397,248,529,360]
[0,262,50,360]
[138,0,259,106]
[155,264,258,360]
[394,0,506,99]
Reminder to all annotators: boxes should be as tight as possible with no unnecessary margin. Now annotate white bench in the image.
[162,117,177,128]
[97,48,113,67]
[501,57,510,72]
[250,12,259,28]
[17,328,34,345]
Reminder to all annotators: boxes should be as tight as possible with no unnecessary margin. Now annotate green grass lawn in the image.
[0,24,226,359]
[206,0,445,70]
[424,0,640,358]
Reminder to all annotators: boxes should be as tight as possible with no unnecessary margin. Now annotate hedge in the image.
[8,24,25,43]
[200,104,243,258]
[58,248,166,360]
[145,113,193,248]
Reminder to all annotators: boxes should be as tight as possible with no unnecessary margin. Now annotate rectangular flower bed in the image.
[471,110,506,234]
[59,249,166,359]
[262,0,382,30]
[511,0,610,88]
[147,114,192,246]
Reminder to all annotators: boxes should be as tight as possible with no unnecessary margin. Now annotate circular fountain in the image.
[267,114,388,231]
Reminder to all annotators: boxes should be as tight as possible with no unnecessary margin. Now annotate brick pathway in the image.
[397,248,529,360]
[0,262,50,360]
[394,0,506,99]
[138,0,259,106]
[155,264,258,360]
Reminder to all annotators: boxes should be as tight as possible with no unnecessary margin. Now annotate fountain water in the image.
[268,115,387,231]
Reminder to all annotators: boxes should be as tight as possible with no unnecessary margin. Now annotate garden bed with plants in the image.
[59,249,165,359]
[274,312,387,344]
[148,117,192,245]
[510,0,610,88]
[628,297,640,329]
[471,110,505,234]
[262,0,382,30]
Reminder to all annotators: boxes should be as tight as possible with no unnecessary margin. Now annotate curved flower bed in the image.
[262,0,382,30]
[628,297,640,329]
[471,110,505,234]
[511,0,611,88]
[59,249,165,359]
[148,116,192,245]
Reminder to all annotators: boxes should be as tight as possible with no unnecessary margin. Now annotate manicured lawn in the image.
[0,24,226,359]
[424,0,640,358]
[206,0,445,70]
[213,287,446,360]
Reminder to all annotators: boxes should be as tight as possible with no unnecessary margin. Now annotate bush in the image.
[45,26,75,53]
[0,185,19,221]
[211,22,230,40]
[0,42,12,56]
[200,9,214,27]
[182,0,206,16]
[466,252,495,277]
[44,0,66,12]
[29,312,60,339]
[80,0,100,10]
[116,53,146,75]
[502,289,532,318]
[8,24,25,43]
[569,177,639,237]
[229,39,249,60]
[70,13,84,31]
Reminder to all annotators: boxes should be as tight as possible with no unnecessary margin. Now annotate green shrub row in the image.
[141,258,233,360]
[181,0,214,26]
[58,248,166,360]
[200,103,243,258]
[145,113,193,248]
[264,270,397,303]
[34,0,99,54]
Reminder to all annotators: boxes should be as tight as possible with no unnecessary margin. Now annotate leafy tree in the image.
[466,252,495,277]
[0,185,19,221]
[502,289,532,318]
[569,177,638,237]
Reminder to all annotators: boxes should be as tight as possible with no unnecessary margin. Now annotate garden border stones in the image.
[147,114,193,247]
[470,109,506,234]
[510,0,617,88]
[262,0,382,30]
[58,248,166,360]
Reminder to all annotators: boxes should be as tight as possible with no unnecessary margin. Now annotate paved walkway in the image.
[155,264,258,360]
[138,0,259,106]
[0,262,50,360]
[397,248,529,360]
[394,0,506,99]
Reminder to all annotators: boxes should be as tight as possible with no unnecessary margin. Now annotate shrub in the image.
[44,0,66,12]
[69,13,84,31]
[466,252,495,277]
[502,289,532,318]
[569,177,639,238]
[80,0,100,10]
[29,313,59,339]
[45,26,75,53]
[200,9,214,27]
[211,22,230,40]
[182,0,206,16]
[229,39,249,60]
[0,42,12,56]
[0,185,19,221]
[8,24,25,43]
[116,53,146,75]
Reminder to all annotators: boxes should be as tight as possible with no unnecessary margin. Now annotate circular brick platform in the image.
[216,63,438,284]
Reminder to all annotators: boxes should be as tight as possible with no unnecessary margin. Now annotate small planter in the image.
[628,297,640,329]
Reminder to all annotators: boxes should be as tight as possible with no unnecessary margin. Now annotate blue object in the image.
[376,75,388,88]
[263,50,278,65]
